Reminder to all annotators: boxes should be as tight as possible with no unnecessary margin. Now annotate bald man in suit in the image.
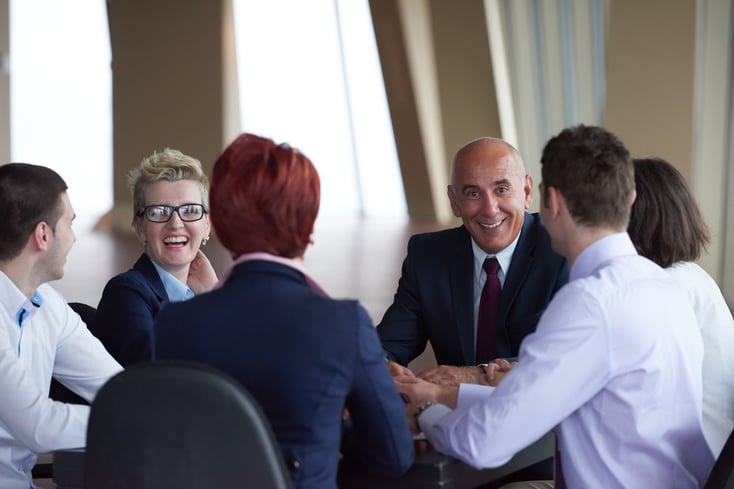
[378,137,568,385]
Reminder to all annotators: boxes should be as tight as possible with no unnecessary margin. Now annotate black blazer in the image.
[154,260,414,489]
[377,212,568,366]
[95,254,169,366]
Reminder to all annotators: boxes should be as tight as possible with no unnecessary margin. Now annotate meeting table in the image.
[50,432,555,489]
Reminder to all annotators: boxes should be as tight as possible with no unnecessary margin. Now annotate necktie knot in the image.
[483,257,500,276]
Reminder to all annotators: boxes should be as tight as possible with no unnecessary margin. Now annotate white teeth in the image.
[480,221,502,229]
[164,237,188,245]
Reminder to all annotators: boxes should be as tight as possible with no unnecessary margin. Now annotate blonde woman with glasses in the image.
[95,148,217,366]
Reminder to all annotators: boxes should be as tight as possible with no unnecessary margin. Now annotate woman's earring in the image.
[202,235,210,246]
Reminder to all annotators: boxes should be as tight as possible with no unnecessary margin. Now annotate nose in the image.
[166,211,185,227]
[481,192,500,216]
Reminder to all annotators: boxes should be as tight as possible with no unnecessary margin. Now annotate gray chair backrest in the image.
[85,361,293,489]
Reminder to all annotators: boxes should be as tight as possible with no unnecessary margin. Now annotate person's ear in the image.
[523,174,534,210]
[133,217,147,245]
[31,221,51,251]
[447,185,461,218]
[546,186,565,220]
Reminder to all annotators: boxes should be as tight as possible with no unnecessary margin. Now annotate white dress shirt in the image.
[667,261,734,456]
[470,233,518,350]
[419,233,714,489]
[0,272,122,489]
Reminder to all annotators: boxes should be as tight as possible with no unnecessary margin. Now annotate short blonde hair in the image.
[129,148,209,220]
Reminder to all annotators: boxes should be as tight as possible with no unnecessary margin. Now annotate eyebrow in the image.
[461,184,480,192]
[460,178,513,192]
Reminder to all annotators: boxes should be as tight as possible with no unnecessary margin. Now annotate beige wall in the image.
[605,0,696,179]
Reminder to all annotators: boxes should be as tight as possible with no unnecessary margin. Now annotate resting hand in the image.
[395,374,459,409]
[417,365,483,386]
[386,360,415,378]
[187,250,218,294]
[484,358,518,386]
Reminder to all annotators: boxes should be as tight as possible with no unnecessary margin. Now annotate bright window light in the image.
[9,0,112,225]
[233,0,406,217]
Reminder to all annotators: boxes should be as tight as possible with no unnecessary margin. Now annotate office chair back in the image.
[49,302,97,405]
[85,361,293,489]
[705,428,734,489]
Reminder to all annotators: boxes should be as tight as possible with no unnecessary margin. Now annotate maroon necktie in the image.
[476,257,500,364]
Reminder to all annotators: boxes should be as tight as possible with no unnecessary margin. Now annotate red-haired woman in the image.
[154,133,414,489]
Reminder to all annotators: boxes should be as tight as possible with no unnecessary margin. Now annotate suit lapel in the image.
[134,254,169,302]
[500,213,536,316]
[449,227,477,365]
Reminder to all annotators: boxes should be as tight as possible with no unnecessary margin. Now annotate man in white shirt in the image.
[0,163,122,489]
[396,125,715,488]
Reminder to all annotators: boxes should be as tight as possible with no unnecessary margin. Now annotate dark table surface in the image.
[338,432,554,489]
[52,432,555,489]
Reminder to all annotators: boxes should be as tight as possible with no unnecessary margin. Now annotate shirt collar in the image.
[569,232,638,281]
[0,271,45,326]
[151,262,194,302]
[470,229,521,280]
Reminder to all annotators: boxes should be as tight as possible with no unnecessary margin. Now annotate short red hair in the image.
[210,133,321,259]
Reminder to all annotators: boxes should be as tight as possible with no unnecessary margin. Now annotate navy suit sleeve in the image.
[377,235,429,366]
[95,274,162,366]
[343,305,414,477]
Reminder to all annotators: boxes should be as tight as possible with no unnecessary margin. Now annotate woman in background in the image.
[628,156,734,456]
[95,148,217,366]
[154,133,413,489]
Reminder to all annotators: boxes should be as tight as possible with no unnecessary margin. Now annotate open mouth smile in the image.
[479,219,504,230]
[163,236,189,246]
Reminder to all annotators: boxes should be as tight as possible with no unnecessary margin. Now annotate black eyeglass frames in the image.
[137,204,207,223]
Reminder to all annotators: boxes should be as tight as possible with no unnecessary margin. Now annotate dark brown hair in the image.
[541,125,634,229]
[628,157,710,267]
[0,163,68,262]
[210,133,320,259]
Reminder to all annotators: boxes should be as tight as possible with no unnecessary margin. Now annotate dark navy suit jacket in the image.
[154,260,414,489]
[95,254,169,366]
[378,212,569,366]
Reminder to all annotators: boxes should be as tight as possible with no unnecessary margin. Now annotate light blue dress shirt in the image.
[419,233,715,488]
[151,262,195,302]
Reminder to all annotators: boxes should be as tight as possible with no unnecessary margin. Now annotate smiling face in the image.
[448,139,533,255]
[134,179,210,282]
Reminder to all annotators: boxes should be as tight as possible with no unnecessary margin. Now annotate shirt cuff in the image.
[457,383,495,408]
[418,402,452,431]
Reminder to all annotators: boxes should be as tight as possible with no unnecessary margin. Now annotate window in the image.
[233,0,406,217]
[10,0,112,223]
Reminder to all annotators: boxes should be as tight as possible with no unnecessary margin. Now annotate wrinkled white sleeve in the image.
[0,340,90,453]
[0,291,121,454]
